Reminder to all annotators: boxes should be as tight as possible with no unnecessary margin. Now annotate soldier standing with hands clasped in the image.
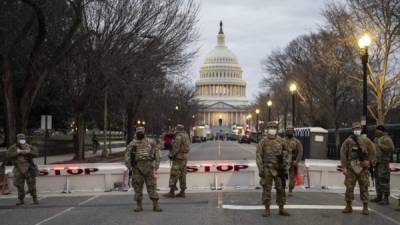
[340,122,375,215]
[256,121,290,217]
[7,133,39,205]
[124,126,162,212]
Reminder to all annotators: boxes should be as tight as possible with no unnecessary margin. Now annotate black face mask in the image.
[136,133,145,140]
[287,134,293,138]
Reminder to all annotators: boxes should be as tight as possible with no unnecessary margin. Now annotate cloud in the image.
[189,0,328,101]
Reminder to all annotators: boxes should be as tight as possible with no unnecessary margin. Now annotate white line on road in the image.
[372,209,400,225]
[222,204,365,210]
[34,195,99,225]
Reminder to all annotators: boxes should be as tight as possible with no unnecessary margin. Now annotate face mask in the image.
[136,133,145,140]
[353,130,362,136]
[19,139,26,145]
[287,134,293,138]
[268,129,277,136]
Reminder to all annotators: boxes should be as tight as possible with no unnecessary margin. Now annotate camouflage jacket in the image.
[374,133,394,163]
[256,135,289,175]
[7,144,39,175]
[172,132,190,160]
[124,138,160,170]
[284,137,303,165]
[340,135,375,169]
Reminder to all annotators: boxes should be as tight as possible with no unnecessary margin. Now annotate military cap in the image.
[286,126,294,131]
[16,133,26,140]
[176,124,184,132]
[136,126,145,134]
[352,122,362,129]
[266,121,278,128]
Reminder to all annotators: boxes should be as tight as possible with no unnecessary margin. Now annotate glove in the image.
[259,171,265,178]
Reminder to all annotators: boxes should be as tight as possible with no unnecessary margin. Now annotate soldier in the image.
[285,126,303,197]
[256,121,290,217]
[164,124,190,198]
[6,133,39,205]
[124,126,162,212]
[371,125,394,205]
[340,122,375,215]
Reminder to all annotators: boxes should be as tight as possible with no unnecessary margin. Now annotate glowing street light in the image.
[289,83,297,126]
[358,33,371,134]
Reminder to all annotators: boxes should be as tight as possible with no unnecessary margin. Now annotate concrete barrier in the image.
[3,159,399,194]
[304,159,400,190]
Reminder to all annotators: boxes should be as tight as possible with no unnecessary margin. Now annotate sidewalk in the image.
[33,146,127,164]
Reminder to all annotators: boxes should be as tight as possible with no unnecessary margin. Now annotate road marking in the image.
[372,209,400,225]
[222,204,365,210]
[34,195,99,225]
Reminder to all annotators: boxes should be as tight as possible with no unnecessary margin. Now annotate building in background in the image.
[194,21,250,136]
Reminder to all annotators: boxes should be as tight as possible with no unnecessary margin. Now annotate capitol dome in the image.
[195,21,249,133]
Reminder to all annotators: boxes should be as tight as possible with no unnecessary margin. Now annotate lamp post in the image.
[358,34,371,135]
[246,114,252,132]
[256,109,260,142]
[267,99,272,121]
[290,83,297,127]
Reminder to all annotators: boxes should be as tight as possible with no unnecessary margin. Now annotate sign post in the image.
[41,115,52,164]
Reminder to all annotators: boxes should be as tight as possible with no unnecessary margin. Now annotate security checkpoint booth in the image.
[294,127,328,160]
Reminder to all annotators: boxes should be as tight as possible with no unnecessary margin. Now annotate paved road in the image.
[161,140,256,161]
[1,191,400,225]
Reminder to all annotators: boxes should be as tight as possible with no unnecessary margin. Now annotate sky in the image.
[189,0,329,101]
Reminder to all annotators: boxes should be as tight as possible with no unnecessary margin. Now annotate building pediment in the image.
[206,101,237,110]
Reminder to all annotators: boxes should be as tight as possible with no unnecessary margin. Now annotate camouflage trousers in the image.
[344,169,369,203]
[168,159,187,190]
[288,165,298,191]
[261,169,286,206]
[375,162,391,195]
[13,169,37,200]
[131,161,159,201]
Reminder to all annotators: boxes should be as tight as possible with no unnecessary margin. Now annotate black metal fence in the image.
[327,123,400,163]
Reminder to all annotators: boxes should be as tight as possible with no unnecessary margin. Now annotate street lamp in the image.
[256,109,260,142]
[358,34,371,135]
[290,83,297,127]
[267,99,272,121]
[137,120,141,125]
[246,114,252,131]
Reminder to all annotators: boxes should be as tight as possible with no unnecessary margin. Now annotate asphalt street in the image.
[1,191,400,225]
[2,141,400,225]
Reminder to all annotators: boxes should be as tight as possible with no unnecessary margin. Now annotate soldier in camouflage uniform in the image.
[7,133,39,205]
[256,121,290,217]
[285,126,303,197]
[164,124,190,198]
[371,125,394,205]
[340,122,375,215]
[124,126,162,212]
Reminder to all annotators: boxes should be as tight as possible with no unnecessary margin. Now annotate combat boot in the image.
[175,190,185,198]
[371,193,382,203]
[262,205,270,217]
[152,200,162,212]
[278,205,290,216]
[32,197,39,205]
[163,188,175,198]
[342,201,353,213]
[379,194,389,205]
[16,199,24,206]
[362,203,369,215]
[134,200,143,212]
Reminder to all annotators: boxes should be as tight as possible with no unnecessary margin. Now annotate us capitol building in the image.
[194,21,250,135]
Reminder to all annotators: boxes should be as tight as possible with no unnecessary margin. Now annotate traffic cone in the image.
[296,170,303,186]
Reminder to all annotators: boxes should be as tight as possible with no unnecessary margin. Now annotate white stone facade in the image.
[195,22,250,134]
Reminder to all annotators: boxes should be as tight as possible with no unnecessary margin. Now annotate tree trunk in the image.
[126,105,135,144]
[1,56,17,147]
[72,113,85,161]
